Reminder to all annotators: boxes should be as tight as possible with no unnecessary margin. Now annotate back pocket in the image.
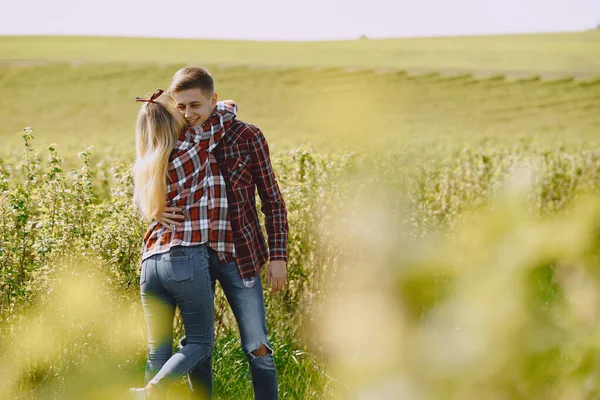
[161,252,195,285]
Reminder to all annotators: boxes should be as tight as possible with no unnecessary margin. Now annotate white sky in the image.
[0,0,598,41]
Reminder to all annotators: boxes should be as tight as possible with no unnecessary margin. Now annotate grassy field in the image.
[1,62,599,157]
[1,32,599,157]
[2,33,600,399]
[2,32,600,73]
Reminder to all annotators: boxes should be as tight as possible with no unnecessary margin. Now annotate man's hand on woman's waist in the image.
[156,207,184,230]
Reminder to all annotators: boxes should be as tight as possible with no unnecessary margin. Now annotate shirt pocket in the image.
[226,154,253,188]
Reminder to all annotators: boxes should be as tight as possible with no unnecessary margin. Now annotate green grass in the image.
[1,32,599,157]
[1,62,599,157]
[2,33,600,399]
[2,32,600,73]
[4,131,600,398]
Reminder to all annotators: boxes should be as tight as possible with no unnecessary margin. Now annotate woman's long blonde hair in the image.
[133,95,186,221]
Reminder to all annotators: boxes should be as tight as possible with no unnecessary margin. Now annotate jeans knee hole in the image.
[249,343,273,359]
[243,278,256,288]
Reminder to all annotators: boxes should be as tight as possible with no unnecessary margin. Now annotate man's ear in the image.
[211,93,218,108]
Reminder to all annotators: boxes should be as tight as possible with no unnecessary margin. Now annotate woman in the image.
[129,89,237,399]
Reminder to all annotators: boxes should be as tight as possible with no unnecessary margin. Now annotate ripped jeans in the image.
[180,247,278,400]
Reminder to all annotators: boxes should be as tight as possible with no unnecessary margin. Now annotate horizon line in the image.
[0,28,596,43]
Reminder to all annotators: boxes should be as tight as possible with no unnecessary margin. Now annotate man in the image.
[157,67,288,400]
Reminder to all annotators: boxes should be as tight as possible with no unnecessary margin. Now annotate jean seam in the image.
[140,260,147,285]
[203,253,214,330]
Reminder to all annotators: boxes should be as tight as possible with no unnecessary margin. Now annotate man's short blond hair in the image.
[168,67,214,95]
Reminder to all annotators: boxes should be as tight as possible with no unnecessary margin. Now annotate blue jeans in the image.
[180,247,278,400]
[140,245,214,398]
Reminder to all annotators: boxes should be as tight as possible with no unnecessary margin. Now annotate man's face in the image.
[173,88,217,128]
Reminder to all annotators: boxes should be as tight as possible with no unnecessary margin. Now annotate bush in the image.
[2,129,600,398]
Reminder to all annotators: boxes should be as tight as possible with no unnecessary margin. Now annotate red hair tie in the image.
[136,89,164,103]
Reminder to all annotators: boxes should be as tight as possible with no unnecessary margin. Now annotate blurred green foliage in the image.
[2,129,600,398]
[1,33,600,399]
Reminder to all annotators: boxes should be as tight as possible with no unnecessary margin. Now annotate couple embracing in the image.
[129,67,288,400]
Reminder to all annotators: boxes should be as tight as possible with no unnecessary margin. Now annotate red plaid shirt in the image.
[142,102,236,263]
[214,119,289,278]
[141,103,288,279]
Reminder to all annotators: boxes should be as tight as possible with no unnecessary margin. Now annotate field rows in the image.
[2,33,600,399]
[1,62,599,158]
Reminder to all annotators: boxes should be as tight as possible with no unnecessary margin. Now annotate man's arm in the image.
[249,127,289,263]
